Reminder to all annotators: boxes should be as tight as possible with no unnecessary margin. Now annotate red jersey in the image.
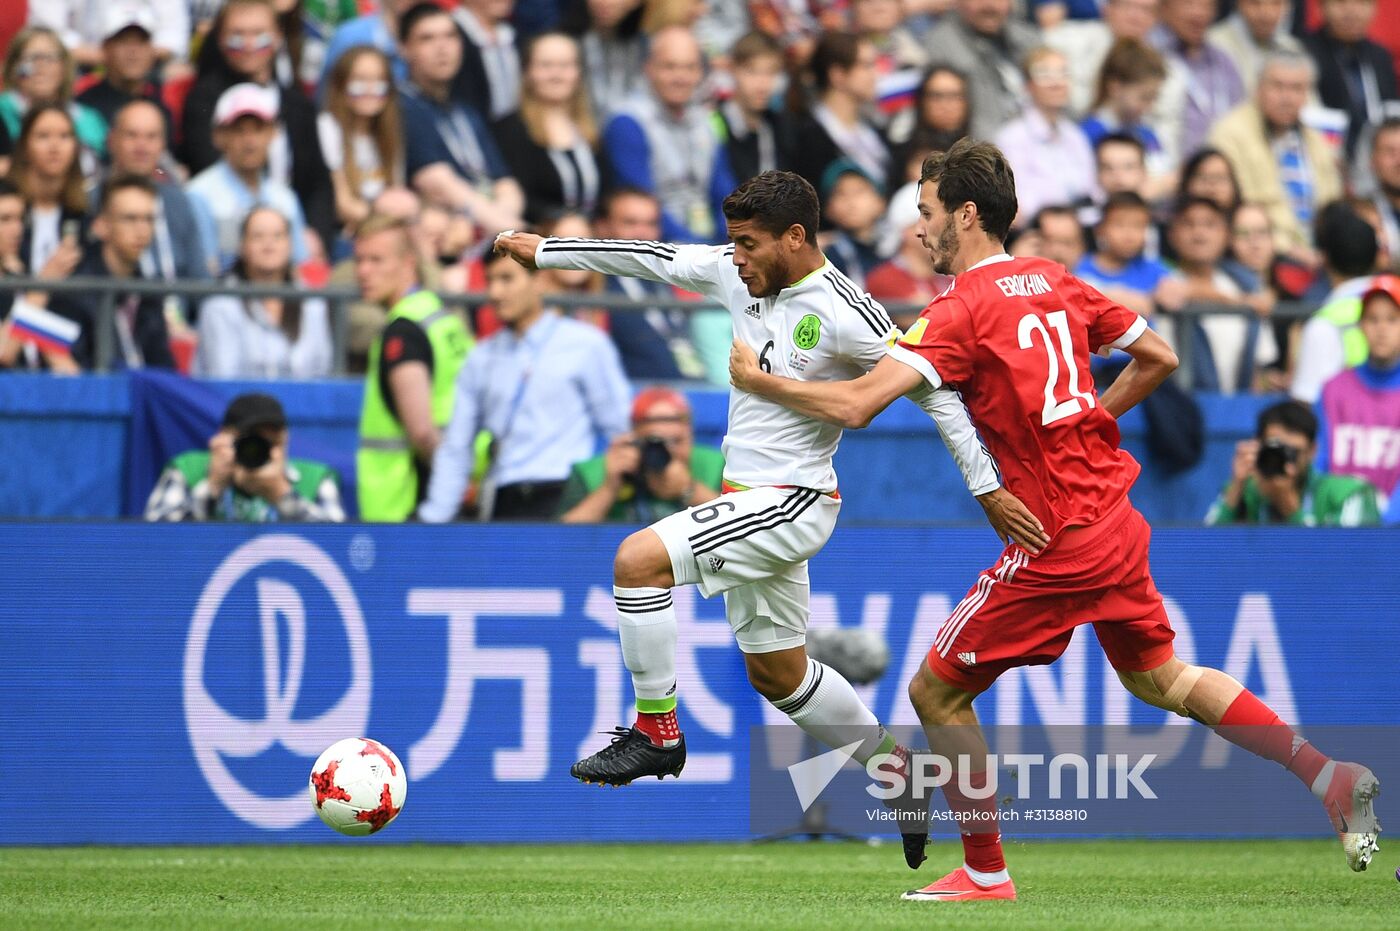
[890,255,1148,539]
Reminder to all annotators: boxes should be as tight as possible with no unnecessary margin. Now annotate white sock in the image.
[963,862,1011,886]
[614,585,678,713]
[771,656,894,764]
[1311,760,1337,801]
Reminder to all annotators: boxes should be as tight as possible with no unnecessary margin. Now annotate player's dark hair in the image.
[99,172,158,214]
[399,1,452,44]
[1099,190,1151,222]
[1256,400,1317,445]
[1095,131,1146,160]
[919,138,1018,242]
[1314,200,1378,278]
[722,170,820,247]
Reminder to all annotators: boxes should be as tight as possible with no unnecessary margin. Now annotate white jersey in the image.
[535,237,1000,495]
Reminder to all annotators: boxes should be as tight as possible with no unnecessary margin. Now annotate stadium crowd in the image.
[0,0,1396,523]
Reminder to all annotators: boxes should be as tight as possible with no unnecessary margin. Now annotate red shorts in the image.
[926,497,1176,694]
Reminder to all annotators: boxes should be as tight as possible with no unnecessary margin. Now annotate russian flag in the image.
[877,68,922,117]
[9,300,80,356]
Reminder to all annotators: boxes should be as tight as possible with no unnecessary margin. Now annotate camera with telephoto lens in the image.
[234,431,273,470]
[637,436,673,474]
[1255,439,1299,478]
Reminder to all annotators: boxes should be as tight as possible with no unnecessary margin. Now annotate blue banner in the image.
[2,523,1397,844]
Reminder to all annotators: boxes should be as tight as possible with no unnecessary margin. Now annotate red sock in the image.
[634,709,681,747]
[1216,689,1329,787]
[943,771,1005,875]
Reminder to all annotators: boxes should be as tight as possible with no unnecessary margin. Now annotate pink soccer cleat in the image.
[901,867,1017,902]
[1320,761,1381,872]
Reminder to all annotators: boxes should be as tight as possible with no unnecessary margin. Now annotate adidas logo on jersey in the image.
[707,555,726,573]
[745,303,761,318]
[957,651,978,667]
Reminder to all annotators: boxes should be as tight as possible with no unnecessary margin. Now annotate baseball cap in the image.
[631,387,690,424]
[222,393,287,433]
[1362,274,1400,308]
[213,83,278,127]
[102,3,157,43]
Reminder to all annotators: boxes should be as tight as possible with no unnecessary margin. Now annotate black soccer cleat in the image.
[571,726,687,786]
[885,745,930,869]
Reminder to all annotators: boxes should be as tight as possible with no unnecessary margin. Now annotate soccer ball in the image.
[309,737,407,836]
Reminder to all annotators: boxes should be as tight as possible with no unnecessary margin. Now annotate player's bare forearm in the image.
[1100,329,1178,418]
[729,343,918,428]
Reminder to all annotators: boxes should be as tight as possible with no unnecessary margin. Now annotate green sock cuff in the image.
[874,731,898,759]
[636,695,677,714]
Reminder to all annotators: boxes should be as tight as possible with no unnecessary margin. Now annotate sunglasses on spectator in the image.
[347,80,389,98]
[224,33,275,53]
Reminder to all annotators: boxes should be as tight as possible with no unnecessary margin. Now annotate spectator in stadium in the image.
[356,213,473,522]
[42,174,175,371]
[1047,0,1166,116]
[1081,39,1173,185]
[318,46,404,235]
[714,32,791,184]
[790,34,890,211]
[1304,0,1398,161]
[851,0,929,109]
[144,392,345,522]
[194,205,332,379]
[1029,204,1088,271]
[866,183,951,329]
[182,0,334,252]
[105,101,208,279]
[1177,147,1242,213]
[449,0,522,122]
[186,83,312,275]
[320,0,415,86]
[0,27,109,161]
[27,0,190,71]
[925,0,1041,142]
[887,66,971,181]
[1206,399,1379,525]
[995,46,1096,225]
[559,386,723,522]
[1075,191,1181,320]
[1087,134,1156,229]
[1208,0,1306,95]
[0,177,75,372]
[1368,117,1400,265]
[603,26,733,244]
[74,8,168,132]
[1150,0,1245,161]
[820,160,889,290]
[398,2,525,237]
[1317,275,1400,513]
[564,0,647,109]
[1292,202,1382,402]
[1209,50,1342,258]
[530,211,607,327]
[490,32,605,225]
[10,105,88,280]
[592,187,713,381]
[1227,201,1290,388]
[420,248,630,521]
[1165,196,1273,393]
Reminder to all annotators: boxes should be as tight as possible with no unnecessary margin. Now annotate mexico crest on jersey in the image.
[793,314,821,350]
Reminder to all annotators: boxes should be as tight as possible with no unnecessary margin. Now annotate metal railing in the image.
[0,275,1321,381]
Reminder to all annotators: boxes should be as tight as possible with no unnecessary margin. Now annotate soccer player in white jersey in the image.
[494,172,1047,868]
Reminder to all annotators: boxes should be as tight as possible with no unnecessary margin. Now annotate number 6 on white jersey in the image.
[1018,310,1096,426]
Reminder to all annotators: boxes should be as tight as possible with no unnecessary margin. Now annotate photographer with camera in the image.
[1205,400,1379,526]
[144,393,345,522]
[559,388,723,524]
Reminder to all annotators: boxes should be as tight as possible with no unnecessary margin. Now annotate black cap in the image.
[222,393,287,432]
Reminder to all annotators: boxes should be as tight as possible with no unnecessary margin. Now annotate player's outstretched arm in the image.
[495,231,720,295]
[1098,328,1179,418]
[730,342,921,428]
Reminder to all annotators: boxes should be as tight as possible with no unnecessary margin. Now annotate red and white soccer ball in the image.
[309,737,407,836]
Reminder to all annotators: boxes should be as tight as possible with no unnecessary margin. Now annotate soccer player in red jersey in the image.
[730,139,1381,902]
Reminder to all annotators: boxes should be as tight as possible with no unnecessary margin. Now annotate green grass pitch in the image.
[2,840,1393,929]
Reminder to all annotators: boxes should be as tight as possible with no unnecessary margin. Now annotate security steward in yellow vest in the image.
[354,216,472,521]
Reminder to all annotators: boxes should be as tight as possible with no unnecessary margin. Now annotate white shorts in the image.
[649,485,841,654]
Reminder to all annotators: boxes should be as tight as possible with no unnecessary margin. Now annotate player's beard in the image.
[930,220,960,276]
